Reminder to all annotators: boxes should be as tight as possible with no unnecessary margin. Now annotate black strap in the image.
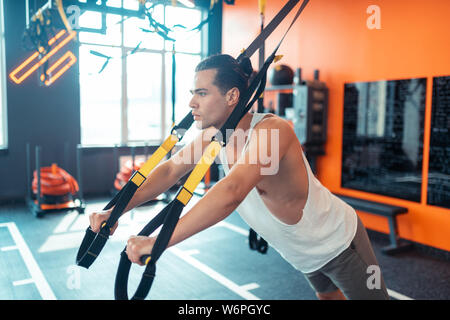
[249,228,269,254]
[115,250,157,300]
[216,0,309,145]
[114,0,310,300]
[215,49,272,144]
[76,181,138,268]
[75,112,193,269]
[115,197,183,300]
[171,111,194,139]
[237,0,308,61]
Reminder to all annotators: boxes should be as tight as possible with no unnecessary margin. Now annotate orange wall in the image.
[222,0,450,251]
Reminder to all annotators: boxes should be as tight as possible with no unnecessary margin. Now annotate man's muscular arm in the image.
[89,127,217,233]
[126,117,295,264]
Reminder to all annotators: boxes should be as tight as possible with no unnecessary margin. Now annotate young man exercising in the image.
[89,54,389,300]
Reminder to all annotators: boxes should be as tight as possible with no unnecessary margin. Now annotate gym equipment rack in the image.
[25,143,85,217]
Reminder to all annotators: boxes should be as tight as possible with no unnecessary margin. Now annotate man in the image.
[90,54,389,300]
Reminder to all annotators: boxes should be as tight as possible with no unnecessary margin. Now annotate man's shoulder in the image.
[255,114,290,127]
[252,114,295,138]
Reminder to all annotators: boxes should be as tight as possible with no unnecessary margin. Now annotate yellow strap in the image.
[178,140,222,199]
[138,134,179,177]
[273,55,284,63]
[258,0,266,15]
[131,171,146,187]
[176,187,193,206]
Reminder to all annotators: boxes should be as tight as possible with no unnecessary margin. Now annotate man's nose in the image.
[189,95,197,109]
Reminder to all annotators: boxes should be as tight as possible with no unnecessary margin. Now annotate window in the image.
[428,76,450,208]
[342,78,426,202]
[0,0,7,149]
[79,0,204,146]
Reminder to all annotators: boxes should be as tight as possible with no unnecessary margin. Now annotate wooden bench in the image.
[335,194,413,255]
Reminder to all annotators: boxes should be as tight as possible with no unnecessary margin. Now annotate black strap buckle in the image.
[249,228,269,254]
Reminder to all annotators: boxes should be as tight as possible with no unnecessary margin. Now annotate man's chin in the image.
[195,120,207,130]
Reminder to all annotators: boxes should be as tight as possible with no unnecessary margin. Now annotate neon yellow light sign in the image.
[9,30,77,86]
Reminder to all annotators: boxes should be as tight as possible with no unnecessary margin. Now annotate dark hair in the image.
[195,54,253,96]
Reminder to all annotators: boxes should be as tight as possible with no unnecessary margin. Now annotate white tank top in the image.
[219,113,358,273]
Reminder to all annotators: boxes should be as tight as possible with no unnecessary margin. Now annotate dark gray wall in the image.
[0,0,222,203]
[0,0,82,202]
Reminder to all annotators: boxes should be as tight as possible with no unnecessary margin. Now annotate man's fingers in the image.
[126,236,137,262]
[126,236,151,266]
[89,210,114,233]
[89,213,100,233]
[88,213,94,231]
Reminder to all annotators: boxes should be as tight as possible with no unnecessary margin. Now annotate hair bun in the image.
[238,57,253,79]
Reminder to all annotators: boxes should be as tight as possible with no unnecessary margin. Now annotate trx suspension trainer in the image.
[112,0,310,300]
[75,112,194,268]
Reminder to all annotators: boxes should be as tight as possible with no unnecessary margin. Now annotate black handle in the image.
[140,254,151,265]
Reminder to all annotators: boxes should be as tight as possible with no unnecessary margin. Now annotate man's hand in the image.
[126,236,156,266]
[88,209,118,234]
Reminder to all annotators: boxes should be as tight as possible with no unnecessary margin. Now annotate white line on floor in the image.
[240,283,260,291]
[53,211,79,233]
[1,245,18,251]
[215,221,248,236]
[12,278,34,286]
[169,246,261,300]
[38,232,85,253]
[183,249,200,256]
[0,222,56,300]
[387,289,414,300]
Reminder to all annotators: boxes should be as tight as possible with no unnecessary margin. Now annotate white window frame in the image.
[0,0,7,149]
[79,2,205,146]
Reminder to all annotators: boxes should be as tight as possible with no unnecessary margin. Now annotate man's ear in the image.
[226,87,240,106]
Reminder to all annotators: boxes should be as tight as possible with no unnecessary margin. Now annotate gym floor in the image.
[0,194,449,300]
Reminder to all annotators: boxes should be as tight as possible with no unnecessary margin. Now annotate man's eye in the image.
[198,92,206,97]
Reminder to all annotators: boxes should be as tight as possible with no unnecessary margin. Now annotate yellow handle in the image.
[137,134,179,178]
[176,140,222,205]
[258,0,266,15]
